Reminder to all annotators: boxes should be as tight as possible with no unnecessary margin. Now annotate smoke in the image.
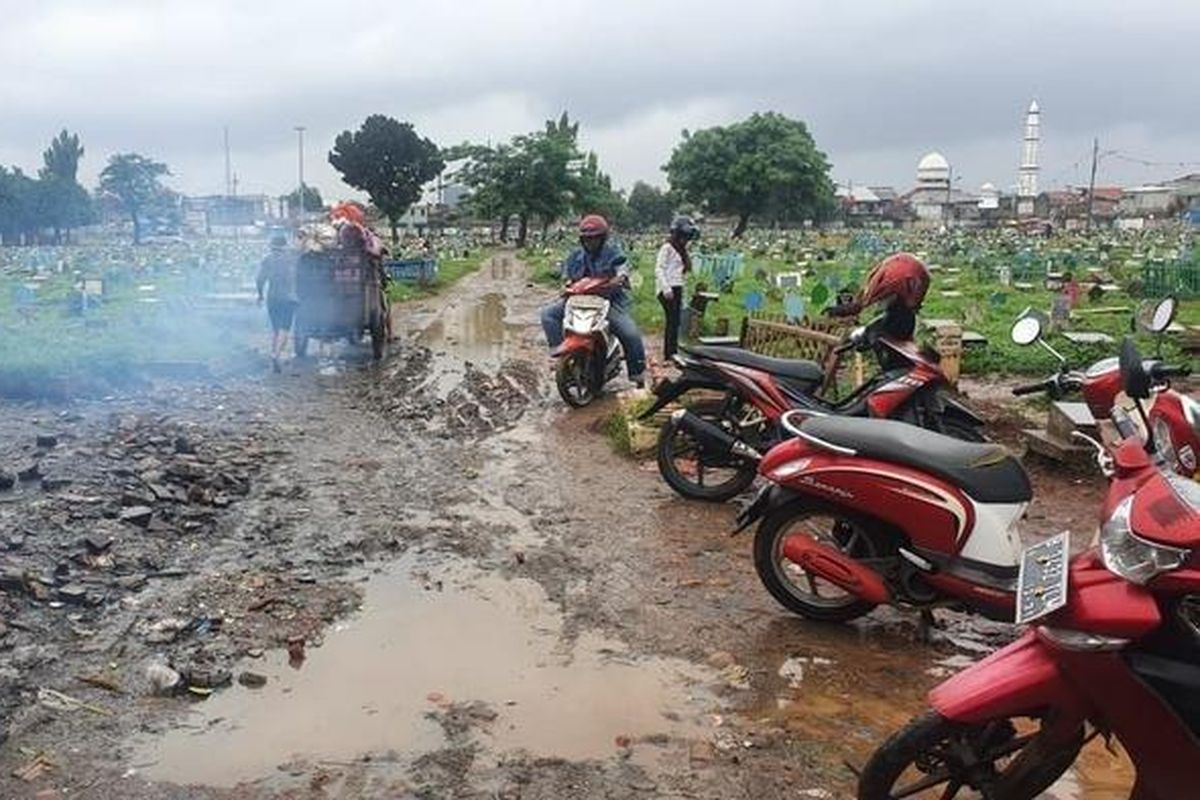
[0,237,271,400]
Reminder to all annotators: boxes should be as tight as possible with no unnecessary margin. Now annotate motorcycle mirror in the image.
[1119,337,1152,400]
[1148,297,1177,334]
[1011,315,1042,346]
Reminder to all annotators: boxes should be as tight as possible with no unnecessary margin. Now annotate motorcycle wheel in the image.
[857,710,1083,800]
[656,398,760,502]
[753,498,885,622]
[556,352,596,407]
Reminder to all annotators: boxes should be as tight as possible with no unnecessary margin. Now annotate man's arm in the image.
[255,259,269,301]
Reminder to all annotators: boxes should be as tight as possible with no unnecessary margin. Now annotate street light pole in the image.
[294,126,306,220]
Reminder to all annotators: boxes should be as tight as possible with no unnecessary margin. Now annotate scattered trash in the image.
[238,671,268,689]
[12,751,55,781]
[37,687,112,716]
[146,662,182,695]
[75,673,124,694]
[287,636,306,668]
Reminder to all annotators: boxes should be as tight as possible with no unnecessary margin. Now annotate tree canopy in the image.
[454,112,627,246]
[664,112,835,236]
[38,130,92,241]
[283,184,324,215]
[627,182,674,231]
[328,115,444,243]
[98,153,171,244]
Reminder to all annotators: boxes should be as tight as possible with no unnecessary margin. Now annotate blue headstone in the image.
[743,290,765,312]
[784,293,805,322]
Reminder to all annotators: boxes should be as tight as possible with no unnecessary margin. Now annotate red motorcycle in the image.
[641,254,984,502]
[1011,296,1195,478]
[857,338,1200,800]
[552,277,627,407]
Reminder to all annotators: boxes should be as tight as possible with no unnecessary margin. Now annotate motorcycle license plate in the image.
[1015,532,1069,626]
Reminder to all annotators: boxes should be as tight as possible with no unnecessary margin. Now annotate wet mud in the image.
[0,253,1133,799]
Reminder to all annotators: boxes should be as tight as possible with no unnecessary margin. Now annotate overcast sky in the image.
[3,0,1199,202]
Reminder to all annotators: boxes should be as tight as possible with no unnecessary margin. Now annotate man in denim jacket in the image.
[539,214,647,387]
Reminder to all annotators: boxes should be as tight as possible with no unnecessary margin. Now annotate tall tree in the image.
[627,182,674,230]
[665,112,835,237]
[42,129,84,183]
[38,130,92,243]
[98,153,170,244]
[0,167,40,245]
[328,115,444,243]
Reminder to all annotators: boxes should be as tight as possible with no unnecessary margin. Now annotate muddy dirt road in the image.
[0,253,1129,799]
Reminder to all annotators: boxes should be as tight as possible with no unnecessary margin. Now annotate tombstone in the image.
[743,290,765,312]
[809,283,830,310]
[997,264,1012,286]
[783,294,805,323]
[774,272,802,289]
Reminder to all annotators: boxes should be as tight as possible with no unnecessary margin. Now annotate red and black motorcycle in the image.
[1011,296,1195,479]
[641,253,984,502]
[856,338,1200,800]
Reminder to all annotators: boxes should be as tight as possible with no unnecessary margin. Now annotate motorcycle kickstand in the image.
[916,608,941,644]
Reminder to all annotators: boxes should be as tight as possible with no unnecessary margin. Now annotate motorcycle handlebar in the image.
[1012,379,1053,397]
[1153,364,1191,379]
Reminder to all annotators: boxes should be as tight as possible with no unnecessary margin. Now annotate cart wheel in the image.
[294,333,309,358]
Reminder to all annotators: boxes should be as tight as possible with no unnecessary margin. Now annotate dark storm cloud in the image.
[2,0,1198,196]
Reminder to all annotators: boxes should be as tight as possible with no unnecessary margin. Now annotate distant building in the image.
[907,152,952,222]
[978,183,1000,211]
[182,194,277,235]
[1120,185,1174,219]
[1017,100,1040,217]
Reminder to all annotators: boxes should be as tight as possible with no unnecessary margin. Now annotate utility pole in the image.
[223,126,232,197]
[1085,137,1099,232]
[294,126,306,220]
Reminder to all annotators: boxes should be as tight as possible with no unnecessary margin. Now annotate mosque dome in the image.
[917,152,950,186]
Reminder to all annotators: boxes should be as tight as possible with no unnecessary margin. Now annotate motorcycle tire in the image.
[857,710,1083,800]
[753,498,883,623]
[556,352,596,407]
[656,399,759,502]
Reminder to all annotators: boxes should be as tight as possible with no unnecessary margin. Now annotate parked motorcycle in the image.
[1010,296,1195,478]
[856,337,1200,800]
[552,277,627,407]
[640,303,985,502]
[738,308,1195,625]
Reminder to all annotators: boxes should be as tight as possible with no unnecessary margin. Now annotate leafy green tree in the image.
[665,112,835,237]
[627,182,674,230]
[98,153,171,244]
[283,184,323,215]
[454,112,627,245]
[328,115,444,243]
[0,167,40,245]
[37,129,93,243]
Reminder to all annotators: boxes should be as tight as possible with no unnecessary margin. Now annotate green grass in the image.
[524,232,1198,376]
[386,250,494,302]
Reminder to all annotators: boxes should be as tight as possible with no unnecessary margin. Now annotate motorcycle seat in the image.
[799,416,1032,504]
[685,345,824,385]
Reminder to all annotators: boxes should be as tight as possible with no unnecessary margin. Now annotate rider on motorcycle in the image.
[539,214,647,387]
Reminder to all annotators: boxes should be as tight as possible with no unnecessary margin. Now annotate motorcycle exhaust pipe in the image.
[672,409,762,461]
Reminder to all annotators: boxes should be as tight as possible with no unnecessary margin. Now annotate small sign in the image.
[1016,532,1070,625]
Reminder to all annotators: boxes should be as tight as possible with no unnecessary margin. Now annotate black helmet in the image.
[670,216,699,241]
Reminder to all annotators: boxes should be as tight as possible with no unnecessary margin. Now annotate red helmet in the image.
[578,214,610,237]
[859,252,930,311]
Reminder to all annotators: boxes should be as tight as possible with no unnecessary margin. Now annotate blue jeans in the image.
[540,298,647,379]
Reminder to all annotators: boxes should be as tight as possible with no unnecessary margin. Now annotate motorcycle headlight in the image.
[1100,495,1189,585]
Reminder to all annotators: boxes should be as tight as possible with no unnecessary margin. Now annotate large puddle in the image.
[132,557,714,788]
[417,292,518,394]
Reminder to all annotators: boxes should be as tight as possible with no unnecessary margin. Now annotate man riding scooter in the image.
[539,214,647,388]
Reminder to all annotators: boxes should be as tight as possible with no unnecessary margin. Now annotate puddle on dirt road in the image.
[132,557,713,788]
[415,292,519,395]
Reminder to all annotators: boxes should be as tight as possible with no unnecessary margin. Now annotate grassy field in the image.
[521,231,1198,376]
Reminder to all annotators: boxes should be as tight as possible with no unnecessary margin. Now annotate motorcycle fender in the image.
[639,372,729,419]
[551,333,596,358]
[732,484,797,535]
[780,535,890,604]
[930,630,1089,727]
